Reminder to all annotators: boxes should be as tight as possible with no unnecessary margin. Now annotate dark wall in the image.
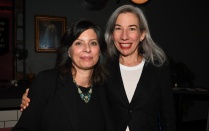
[144,0,209,88]
[25,0,209,88]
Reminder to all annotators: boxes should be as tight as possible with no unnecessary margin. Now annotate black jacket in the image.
[106,58,176,131]
[12,69,114,131]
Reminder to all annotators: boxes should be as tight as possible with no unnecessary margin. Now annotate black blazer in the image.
[106,58,176,131]
[12,69,114,131]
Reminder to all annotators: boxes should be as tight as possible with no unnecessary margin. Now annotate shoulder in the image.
[37,68,58,76]
[35,69,59,80]
[143,60,171,78]
[94,85,107,95]
[31,69,59,90]
[28,69,59,100]
[144,59,170,69]
[107,56,119,70]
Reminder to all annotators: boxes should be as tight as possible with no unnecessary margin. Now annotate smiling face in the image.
[113,12,145,57]
[68,29,100,71]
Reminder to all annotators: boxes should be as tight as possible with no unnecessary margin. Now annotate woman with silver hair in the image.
[105,5,176,131]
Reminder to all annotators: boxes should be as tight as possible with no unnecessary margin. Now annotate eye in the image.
[90,41,98,46]
[129,27,136,31]
[114,26,122,31]
[74,41,82,46]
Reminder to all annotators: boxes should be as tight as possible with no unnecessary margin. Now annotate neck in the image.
[72,69,93,88]
[119,54,143,66]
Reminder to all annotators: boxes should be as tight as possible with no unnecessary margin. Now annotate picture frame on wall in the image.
[35,15,66,52]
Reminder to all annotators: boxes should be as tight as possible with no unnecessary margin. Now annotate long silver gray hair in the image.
[105,4,167,66]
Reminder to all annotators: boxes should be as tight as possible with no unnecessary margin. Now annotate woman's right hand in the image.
[20,88,30,112]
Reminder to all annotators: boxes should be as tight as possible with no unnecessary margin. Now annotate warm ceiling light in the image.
[131,0,148,4]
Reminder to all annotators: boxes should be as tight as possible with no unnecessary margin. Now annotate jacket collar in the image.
[110,58,156,104]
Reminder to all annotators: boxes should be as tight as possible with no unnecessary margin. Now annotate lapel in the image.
[111,59,156,105]
[56,74,79,131]
[131,62,156,103]
[111,58,129,104]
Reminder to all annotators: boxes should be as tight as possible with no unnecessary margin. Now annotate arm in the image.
[13,70,56,130]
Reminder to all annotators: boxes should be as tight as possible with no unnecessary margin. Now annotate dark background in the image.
[25,0,209,121]
[24,0,209,89]
[0,0,208,123]
[24,0,209,121]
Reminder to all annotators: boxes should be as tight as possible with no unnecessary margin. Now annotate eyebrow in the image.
[114,24,138,28]
[76,38,98,41]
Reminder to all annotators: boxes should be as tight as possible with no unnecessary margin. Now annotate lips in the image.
[80,56,93,60]
[119,43,131,49]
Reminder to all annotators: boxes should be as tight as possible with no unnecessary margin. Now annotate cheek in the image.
[69,50,79,61]
[112,35,119,47]
[131,34,141,42]
[112,33,119,41]
[68,48,77,58]
[93,48,100,59]
[95,48,100,56]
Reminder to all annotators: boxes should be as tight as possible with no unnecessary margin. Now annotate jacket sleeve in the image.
[159,63,176,131]
[12,70,57,131]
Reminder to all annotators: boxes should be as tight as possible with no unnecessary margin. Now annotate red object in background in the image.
[0,0,14,80]
[0,128,12,131]
[0,0,12,7]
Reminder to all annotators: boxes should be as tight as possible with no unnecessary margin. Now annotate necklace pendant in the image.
[84,98,89,103]
[80,93,91,103]
[78,86,92,103]
[73,79,92,103]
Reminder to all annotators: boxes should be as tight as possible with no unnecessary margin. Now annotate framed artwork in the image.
[35,15,66,52]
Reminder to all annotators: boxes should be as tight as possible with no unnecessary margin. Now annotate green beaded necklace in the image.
[73,79,92,103]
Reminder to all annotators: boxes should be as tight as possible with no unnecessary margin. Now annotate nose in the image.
[84,44,91,53]
[120,30,129,40]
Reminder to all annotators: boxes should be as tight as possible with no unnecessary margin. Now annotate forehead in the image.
[78,29,97,38]
[116,12,139,26]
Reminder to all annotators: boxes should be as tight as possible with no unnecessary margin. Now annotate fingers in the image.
[20,88,30,112]
[20,97,30,112]
[25,88,29,95]
[20,104,26,112]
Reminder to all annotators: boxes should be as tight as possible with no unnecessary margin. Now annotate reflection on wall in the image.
[39,20,59,49]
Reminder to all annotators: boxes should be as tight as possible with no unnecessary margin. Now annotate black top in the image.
[77,86,105,131]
